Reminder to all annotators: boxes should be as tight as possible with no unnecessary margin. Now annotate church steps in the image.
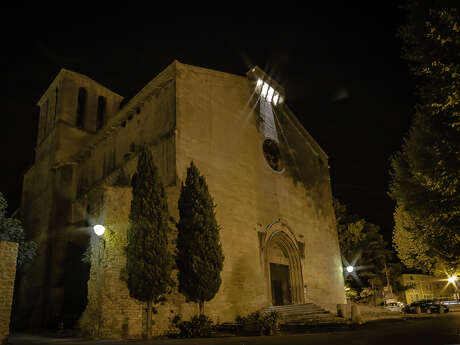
[264,303,345,327]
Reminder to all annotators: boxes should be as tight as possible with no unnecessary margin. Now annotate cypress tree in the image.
[126,147,174,338]
[176,161,224,315]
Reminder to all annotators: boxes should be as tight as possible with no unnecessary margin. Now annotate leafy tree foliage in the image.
[390,1,460,273]
[0,192,37,267]
[393,204,437,273]
[176,161,224,314]
[126,147,174,338]
[334,198,391,272]
[333,199,408,299]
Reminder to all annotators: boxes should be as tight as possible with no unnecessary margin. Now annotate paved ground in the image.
[8,312,460,345]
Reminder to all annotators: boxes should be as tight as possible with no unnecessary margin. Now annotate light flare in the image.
[93,224,105,236]
[448,276,457,284]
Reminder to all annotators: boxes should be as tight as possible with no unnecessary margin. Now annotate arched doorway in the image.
[260,220,304,306]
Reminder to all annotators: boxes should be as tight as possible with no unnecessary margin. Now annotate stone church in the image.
[17,61,345,337]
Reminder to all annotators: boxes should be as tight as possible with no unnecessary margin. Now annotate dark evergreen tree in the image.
[126,147,174,338]
[390,1,460,274]
[176,161,224,315]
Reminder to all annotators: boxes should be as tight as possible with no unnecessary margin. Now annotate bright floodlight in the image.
[261,82,269,98]
[93,224,105,236]
[346,265,354,273]
[256,79,263,87]
[273,92,279,105]
[448,276,457,283]
[266,86,275,101]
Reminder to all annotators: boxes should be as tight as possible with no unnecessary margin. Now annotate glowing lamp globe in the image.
[448,276,457,283]
[93,224,105,236]
[346,265,354,273]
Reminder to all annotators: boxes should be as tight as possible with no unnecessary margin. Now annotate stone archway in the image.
[260,220,304,306]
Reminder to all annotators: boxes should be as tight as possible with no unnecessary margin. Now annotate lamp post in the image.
[92,224,105,337]
[93,224,106,264]
[93,224,106,263]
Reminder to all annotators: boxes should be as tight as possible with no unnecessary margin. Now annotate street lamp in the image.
[448,276,457,284]
[346,265,354,273]
[91,223,106,337]
[93,224,105,236]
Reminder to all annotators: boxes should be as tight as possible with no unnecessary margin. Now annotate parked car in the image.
[403,300,449,314]
[384,302,405,312]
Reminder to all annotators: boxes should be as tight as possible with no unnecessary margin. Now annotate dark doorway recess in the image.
[270,263,292,306]
[61,239,90,329]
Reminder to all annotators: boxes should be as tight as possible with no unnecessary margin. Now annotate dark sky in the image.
[0,2,415,243]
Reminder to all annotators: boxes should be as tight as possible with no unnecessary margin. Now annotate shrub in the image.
[173,314,214,338]
[0,192,37,267]
[263,310,282,335]
[235,310,281,336]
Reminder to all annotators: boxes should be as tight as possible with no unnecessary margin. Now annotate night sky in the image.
[1,2,415,244]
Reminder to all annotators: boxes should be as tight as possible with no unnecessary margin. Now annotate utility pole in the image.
[384,261,392,293]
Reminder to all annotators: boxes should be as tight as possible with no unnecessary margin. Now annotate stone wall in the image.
[79,186,198,339]
[175,63,346,315]
[0,241,18,345]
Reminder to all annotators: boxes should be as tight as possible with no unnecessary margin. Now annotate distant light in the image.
[346,266,354,273]
[261,82,269,98]
[93,224,105,236]
[256,79,263,87]
[448,276,457,283]
[273,92,279,105]
[266,86,275,102]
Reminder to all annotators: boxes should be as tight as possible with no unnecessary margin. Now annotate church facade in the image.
[17,61,345,337]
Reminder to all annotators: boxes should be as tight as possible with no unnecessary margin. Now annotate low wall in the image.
[0,241,18,345]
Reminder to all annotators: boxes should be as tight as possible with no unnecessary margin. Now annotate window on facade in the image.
[96,96,106,131]
[76,87,87,129]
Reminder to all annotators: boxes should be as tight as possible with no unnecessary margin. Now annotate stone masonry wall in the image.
[0,241,18,345]
[79,186,199,339]
[175,63,346,316]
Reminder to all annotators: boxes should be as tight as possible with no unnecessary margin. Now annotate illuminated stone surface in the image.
[18,61,345,337]
[0,241,18,344]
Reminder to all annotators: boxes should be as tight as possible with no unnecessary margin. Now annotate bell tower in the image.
[17,69,123,329]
